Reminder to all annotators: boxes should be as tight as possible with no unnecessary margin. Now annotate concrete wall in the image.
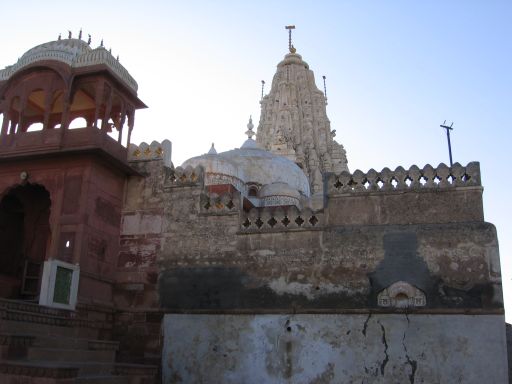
[163,314,508,384]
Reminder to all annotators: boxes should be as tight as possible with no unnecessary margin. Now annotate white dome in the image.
[181,138,310,197]
[259,182,301,199]
[21,39,92,63]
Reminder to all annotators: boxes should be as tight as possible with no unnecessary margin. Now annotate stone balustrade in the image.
[166,165,204,187]
[200,191,240,214]
[328,162,481,195]
[240,206,323,232]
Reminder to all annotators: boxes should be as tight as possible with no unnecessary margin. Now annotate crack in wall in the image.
[362,313,372,336]
[402,314,417,384]
[377,321,389,375]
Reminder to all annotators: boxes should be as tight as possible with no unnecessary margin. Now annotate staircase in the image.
[0,299,158,383]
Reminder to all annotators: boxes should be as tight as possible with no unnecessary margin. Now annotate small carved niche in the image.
[377,281,426,308]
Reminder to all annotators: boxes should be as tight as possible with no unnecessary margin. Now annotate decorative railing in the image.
[328,162,481,195]
[200,191,240,214]
[165,165,204,187]
[240,206,323,232]
[75,48,138,91]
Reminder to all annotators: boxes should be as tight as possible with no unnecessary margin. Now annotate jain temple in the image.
[0,30,509,383]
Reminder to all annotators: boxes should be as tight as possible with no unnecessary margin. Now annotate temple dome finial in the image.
[245,116,255,140]
[208,143,217,155]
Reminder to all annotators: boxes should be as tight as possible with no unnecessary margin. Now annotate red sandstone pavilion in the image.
[0,35,156,383]
[0,31,509,383]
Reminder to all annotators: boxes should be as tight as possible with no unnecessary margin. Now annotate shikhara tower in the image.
[256,32,348,194]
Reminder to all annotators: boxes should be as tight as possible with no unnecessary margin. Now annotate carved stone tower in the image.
[256,46,348,194]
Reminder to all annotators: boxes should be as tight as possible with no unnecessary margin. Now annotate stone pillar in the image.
[18,94,28,133]
[60,87,73,130]
[93,81,105,129]
[117,105,127,144]
[101,87,112,132]
[126,108,134,147]
[43,87,53,130]
[0,102,9,135]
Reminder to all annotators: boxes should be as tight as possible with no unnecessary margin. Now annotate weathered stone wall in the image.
[140,160,505,381]
[162,314,509,384]
[116,141,171,308]
[114,140,171,364]
[158,163,501,311]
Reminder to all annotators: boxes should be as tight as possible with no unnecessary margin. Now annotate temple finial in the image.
[68,30,72,39]
[245,116,255,139]
[208,143,217,155]
[87,34,91,45]
[58,33,61,41]
[79,29,82,40]
[100,39,104,47]
[285,25,296,53]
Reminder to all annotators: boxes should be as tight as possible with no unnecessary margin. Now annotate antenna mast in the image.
[440,120,455,166]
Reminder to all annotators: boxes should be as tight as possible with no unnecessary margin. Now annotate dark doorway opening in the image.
[0,183,51,300]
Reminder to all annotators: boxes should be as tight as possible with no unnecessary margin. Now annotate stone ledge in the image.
[0,361,78,378]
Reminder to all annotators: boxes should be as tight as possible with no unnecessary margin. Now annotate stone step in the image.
[33,336,119,351]
[0,298,73,317]
[0,318,102,340]
[74,375,144,384]
[27,348,116,363]
[1,332,119,352]
[0,373,74,383]
[0,360,79,381]
[0,360,157,383]
[113,362,158,377]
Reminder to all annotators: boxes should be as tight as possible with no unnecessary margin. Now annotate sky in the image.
[1,1,511,316]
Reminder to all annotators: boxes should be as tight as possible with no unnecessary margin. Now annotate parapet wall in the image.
[128,140,172,167]
[327,162,481,194]
[326,162,484,226]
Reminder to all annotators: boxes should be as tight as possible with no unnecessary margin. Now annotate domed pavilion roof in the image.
[0,36,138,92]
[182,121,310,204]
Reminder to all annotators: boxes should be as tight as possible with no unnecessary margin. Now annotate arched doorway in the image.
[0,183,51,300]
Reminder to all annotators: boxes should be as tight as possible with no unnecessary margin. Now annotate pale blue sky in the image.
[1,1,511,315]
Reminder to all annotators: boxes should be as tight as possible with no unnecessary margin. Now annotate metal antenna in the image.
[261,80,265,101]
[285,25,296,53]
[440,120,455,166]
[322,75,327,101]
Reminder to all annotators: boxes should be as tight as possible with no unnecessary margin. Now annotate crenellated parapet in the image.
[240,206,323,233]
[328,162,481,195]
[165,165,204,188]
[200,191,240,215]
[128,140,172,167]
